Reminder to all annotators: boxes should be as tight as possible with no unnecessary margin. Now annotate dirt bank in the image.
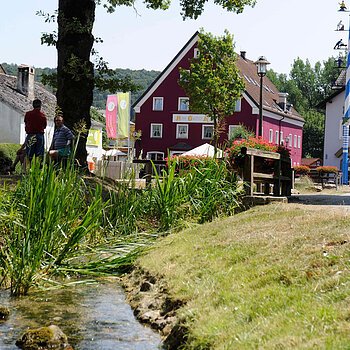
[121,267,187,349]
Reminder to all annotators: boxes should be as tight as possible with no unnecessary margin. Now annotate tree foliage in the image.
[179,30,244,151]
[50,0,256,164]
[267,56,341,158]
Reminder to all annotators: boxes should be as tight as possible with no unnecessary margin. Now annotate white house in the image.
[320,70,346,169]
[0,65,103,159]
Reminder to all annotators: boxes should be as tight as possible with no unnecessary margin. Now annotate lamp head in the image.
[255,56,270,76]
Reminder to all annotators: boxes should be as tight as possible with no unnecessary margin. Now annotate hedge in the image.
[0,143,21,174]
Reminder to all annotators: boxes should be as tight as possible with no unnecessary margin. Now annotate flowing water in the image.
[0,278,162,349]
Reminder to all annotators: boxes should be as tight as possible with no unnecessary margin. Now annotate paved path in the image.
[290,191,350,207]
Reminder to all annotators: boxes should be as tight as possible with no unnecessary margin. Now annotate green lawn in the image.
[137,203,350,349]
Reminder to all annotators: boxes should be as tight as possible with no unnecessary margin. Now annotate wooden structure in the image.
[133,159,167,186]
[239,147,292,196]
[308,169,342,189]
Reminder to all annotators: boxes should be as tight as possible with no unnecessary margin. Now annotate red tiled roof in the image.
[236,56,303,122]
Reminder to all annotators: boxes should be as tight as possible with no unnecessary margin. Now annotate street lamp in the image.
[254,56,270,137]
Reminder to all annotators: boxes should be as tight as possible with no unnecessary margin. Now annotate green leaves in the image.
[179,30,244,150]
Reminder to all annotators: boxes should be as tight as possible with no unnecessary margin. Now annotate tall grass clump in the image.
[103,179,146,235]
[144,158,243,231]
[0,158,104,295]
[146,161,187,231]
[183,158,243,223]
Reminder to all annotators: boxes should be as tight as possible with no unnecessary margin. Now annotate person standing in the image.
[49,116,74,161]
[24,99,47,161]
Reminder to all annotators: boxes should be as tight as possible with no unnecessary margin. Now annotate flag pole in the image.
[342,8,350,184]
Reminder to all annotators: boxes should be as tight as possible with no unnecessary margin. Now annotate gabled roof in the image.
[0,73,56,118]
[132,32,304,123]
[133,31,199,112]
[317,69,345,109]
[0,64,6,74]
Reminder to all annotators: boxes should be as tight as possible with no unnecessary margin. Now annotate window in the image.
[147,152,164,160]
[297,135,301,149]
[228,125,240,140]
[153,97,163,111]
[176,124,189,139]
[150,123,163,138]
[289,133,293,147]
[275,130,279,145]
[269,129,273,143]
[202,125,214,139]
[280,131,283,144]
[234,99,241,112]
[294,135,297,148]
[178,97,189,111]
[194,48,200,58]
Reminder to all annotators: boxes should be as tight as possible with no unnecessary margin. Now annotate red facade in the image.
[134,33,304,165]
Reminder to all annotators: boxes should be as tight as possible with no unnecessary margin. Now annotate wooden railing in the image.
[238,147,292,197]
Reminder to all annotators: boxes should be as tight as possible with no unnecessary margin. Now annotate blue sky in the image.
[0,0,346,75]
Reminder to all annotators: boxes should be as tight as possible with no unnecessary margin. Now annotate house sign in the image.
[172,114,213,123]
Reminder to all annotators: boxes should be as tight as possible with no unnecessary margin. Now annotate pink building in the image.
[133,32,304,165]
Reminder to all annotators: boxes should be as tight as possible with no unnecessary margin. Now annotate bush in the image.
[0,143,20,174]
[315,166,338,174]
[294,165,310,175]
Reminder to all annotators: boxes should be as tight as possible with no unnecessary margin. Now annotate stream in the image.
[0,278,162,349]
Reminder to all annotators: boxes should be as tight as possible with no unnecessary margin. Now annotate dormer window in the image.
[153,97,163,111]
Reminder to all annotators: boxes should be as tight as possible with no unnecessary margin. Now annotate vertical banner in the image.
[106,94,118,139]
[342,24,350,184]
[117,92,130,138]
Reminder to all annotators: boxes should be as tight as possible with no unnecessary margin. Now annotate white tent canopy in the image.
[181,143,223,158]
[103,149,127,157]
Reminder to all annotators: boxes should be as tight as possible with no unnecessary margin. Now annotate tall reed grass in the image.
[0,158,104,295]
[0,154,243,295]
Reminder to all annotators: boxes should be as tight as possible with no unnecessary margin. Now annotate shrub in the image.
[294,165,310,175]
[315,166,338,174]
[226,136,277,160]
[0,143,20,174]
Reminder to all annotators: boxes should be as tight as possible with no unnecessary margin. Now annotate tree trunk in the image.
[56,0,95,167]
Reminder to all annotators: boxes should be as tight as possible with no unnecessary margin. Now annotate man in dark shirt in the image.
[49,116,74,161]
[24,99,47,161]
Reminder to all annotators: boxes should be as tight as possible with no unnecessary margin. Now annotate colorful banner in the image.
[106,94,118,139]
[87,129,102,146]
[117,92,130,138]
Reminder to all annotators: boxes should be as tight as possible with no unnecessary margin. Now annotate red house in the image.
[133,32,304,165]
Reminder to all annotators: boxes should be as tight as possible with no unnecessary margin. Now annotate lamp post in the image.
[254,56,270,138]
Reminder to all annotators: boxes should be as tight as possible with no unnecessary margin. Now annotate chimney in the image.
[17,65,35,101]
[278,92,288,112]
[240,51,246,60]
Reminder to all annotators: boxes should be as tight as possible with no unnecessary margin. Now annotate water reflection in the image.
[0,278,162,350]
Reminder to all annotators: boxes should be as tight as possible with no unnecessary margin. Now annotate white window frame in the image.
[297,135,301,149]
[176,124,189,139]
[234,99,241,112]
[202,125,214,140]
[150,123,163,138]
[228,125,240,140]
[194,48,200,58]
[275,130,279,145]
[269,129,273,143]
[289,133,293,147]
[179,69,190,80]
[152,97,163,111]
[280,131,283,144]
[178,97,190,111]
[294,134,297,148]
[146,152,164,160]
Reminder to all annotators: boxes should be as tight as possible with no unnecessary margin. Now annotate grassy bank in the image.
[137,203,350,349]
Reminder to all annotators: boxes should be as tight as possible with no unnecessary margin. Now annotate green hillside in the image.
[1,63,160,108]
